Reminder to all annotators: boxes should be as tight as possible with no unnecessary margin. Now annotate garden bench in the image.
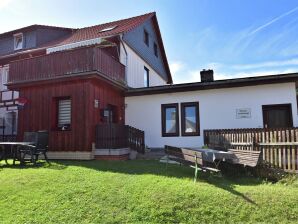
[228,149,262,167]
[165,145,208,182]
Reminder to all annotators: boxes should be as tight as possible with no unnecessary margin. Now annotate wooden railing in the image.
[204,128,298,173]
[8,47,125,84]
[95,124,145,153]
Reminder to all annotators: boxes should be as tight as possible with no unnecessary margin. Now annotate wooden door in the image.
[262,104,293,128]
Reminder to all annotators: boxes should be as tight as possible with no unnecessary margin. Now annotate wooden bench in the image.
[165,145,218,182]
[228,149,262,167]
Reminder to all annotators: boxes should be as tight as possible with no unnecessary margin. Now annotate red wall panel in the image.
[17,77,124,152]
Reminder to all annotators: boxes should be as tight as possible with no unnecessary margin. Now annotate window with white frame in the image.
[14,33,23,50]
[1,66,9,90]
[57,98,71,130]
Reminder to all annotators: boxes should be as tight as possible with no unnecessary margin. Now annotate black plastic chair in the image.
[20,131,49,165]
[34,131,50,164]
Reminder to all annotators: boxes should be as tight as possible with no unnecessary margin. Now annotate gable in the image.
[0,30,37,56]
[123,18,169,82]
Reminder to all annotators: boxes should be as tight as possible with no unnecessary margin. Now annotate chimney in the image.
[200,69,214,82]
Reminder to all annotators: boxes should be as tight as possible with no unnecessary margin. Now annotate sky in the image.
[1,0,298,83]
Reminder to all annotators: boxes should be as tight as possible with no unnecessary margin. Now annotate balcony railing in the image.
[8,47,125,84]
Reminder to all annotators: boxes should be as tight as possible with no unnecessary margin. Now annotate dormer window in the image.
[14,33,23,50]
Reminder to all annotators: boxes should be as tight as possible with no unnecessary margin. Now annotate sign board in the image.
[236,108,251,119]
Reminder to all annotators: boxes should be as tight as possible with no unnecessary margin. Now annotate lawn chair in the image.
[20,131,50,165]
[34,131,50,164]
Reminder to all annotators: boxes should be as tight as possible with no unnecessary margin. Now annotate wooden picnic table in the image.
[192,148,235,169]
[0,142,35,165]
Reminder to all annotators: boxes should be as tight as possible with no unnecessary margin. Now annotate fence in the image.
[204,128,298,173]
[95,124,145,153]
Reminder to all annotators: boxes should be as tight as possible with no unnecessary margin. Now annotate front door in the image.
[103,104,118,124]
[262,104,293,128]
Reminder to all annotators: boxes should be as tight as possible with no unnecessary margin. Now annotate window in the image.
[14,33,23,50]
[144,29,149,46]
[144,67,149,87]
[181,102,200,136]
[161,103,179,137]
[262,104,293,128]
[154,42,158,57]
[57,98,71,130]
[99,25,118,32]
[1,66,9,90]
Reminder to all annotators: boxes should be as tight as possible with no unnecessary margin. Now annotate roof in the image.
[0,24,75,38]
[57,12,155,45]
[125,72,298,96]
[0,12,172,83]
[54,12,172,84]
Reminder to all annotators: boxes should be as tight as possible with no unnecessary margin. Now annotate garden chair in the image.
[20,131,49,165]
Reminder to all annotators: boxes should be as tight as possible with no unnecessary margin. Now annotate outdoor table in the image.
[0,142,35,165]
[192,148,235,169]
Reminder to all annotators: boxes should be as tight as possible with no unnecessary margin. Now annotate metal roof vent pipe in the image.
[200,69,214,82]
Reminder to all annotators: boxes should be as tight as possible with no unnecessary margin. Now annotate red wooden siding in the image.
[17,77,124,152]
[9,47,125,84]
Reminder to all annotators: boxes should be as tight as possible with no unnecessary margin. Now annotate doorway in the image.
[262,104,293,128]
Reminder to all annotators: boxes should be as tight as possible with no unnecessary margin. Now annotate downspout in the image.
[119,34,128,85]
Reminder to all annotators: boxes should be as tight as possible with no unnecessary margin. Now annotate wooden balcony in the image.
[8,47,125,85]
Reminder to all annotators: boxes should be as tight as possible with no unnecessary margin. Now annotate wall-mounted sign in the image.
[94,99,99,108]
[236,108,251,119]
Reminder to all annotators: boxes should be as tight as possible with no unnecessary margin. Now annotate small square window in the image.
[14,33,23,50]
[144,30,149,46]
[161,103,179,137]
[154,42,158,57]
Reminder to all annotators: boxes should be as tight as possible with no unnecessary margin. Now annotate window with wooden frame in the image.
[154,42,158,57]
[181,102,200,136]
[57,97,71,130]
[161,103,179,137]
[144,29,149,46]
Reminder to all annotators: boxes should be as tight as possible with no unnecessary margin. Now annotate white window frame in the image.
[1,66,9,90]
[57,98,71,130]
[13,33,23,50]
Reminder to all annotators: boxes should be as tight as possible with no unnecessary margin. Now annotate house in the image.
[125,70,298,148]
[0,12,298,160]
[0,12,171,159]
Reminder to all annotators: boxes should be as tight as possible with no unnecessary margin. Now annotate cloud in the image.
[171,59,298,84]
[231,58,298,70]
[248,6,298,36]
[169,61,185,75]
[0,0,13,9]
[214,68,297,80]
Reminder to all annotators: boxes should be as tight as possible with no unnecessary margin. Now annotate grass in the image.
[0,160,297,223]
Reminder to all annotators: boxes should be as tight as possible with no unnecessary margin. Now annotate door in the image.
[262,104,293,128]
[102,104,118,124]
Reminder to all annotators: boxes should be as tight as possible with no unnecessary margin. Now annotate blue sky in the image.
[1,0,298,83]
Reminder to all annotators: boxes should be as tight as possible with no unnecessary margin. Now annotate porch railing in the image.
[8,46,125,84]
[95,124,145,153]
[204,128,298,173]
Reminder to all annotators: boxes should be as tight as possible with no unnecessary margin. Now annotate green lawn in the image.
[0,160,297,224]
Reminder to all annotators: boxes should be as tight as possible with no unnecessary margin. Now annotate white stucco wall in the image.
[125,82,298,148]
[119,43,167,88]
